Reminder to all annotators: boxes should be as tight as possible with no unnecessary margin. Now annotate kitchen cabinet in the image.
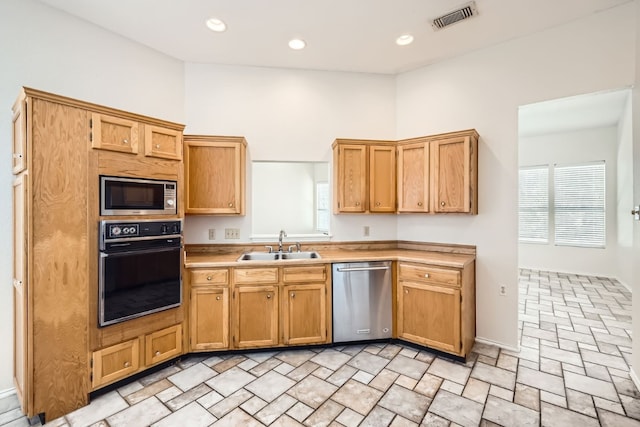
[282,266,328,345]
[397,141,429,213]
[90,112,139,154]
[333,139,396,213]
[184,135,246,215]
[189,268,230,351]
[144,124,183,160]
[398,129,478,214]
[233,285,279,348]
[91,324,182,389]
[396,261,475,357]
[431,132,477,213]
[11,87,185,421]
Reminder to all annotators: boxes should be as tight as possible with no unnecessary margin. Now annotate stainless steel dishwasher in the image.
[332,261,392,343]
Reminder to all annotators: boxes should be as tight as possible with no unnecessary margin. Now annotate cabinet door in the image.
[12,98,27,174]
[397,142,429,212]
[233,286,278,348]
[92,339,140,389]
[335,144,367,212]
[190,287,229,351]
[431,136,471,213]
[185,140,245,214]
[369,146,396,212]
[397,281,461,355]
[144,124,182,160]
[13,173,28,412]
[283,284,327,345]
[90,112,139,154]
[145,324,183,366]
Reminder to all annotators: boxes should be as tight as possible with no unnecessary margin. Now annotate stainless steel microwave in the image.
[100,175,177,216]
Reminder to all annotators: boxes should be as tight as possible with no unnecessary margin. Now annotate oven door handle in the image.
[100,246,181,257]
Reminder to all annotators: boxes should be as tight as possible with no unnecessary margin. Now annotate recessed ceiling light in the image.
[288,39,306,50]
[206,18,226,32]
[396,34,414,46]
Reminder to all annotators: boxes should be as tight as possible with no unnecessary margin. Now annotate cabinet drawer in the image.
[234,268,278,284]
[398,263,460,287]
[92,338,140,389]
[190,269,229,286]
[145,325,182,366]
[283,265,327,283]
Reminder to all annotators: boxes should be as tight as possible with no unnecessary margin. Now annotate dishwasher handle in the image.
[336,266,390,272]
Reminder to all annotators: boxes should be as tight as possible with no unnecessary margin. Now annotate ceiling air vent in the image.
[431,1,478,30]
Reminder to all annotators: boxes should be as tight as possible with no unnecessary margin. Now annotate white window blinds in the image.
[554,162,605,248]
[519,166,549,243]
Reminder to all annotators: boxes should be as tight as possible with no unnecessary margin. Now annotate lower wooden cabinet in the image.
[234,285,279,348]
[283,284,327,345]
[91,324,182,389]
[190,287,230,351]
[396,261,475,358]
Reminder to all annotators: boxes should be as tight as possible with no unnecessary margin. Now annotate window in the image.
[554,162,605,248]
[519,166,549,243]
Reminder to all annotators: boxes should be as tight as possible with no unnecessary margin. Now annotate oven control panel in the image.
[101,219,182,242]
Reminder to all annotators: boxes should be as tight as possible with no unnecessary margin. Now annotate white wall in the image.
[395,4,635,349]
[0,0,185,392]
[182,63,398,244]
[617,94,634,287]
[519,127,619,276]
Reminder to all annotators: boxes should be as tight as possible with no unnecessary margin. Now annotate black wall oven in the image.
[99,219,182,327]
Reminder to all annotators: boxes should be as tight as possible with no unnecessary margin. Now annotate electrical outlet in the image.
[225,228,240,239]
[363,226,370,237]
[208,229,216,240]
[499,284,507,296]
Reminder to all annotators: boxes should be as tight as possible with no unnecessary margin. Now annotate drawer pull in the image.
[228,202,233,207]
[424,273,430,278]
[417,202,422,207]
[216,296,221,301]
[405,289,409,294]
[155,350,161,356]
[124,361,131,368]
[375,202,381,207]
[355,201,360,206]
[266,294,272,299]
[123,139,129,145]
[155,144,161,148]
[440,201,446,207]
[291,292,295,298]
[207,275,213,281]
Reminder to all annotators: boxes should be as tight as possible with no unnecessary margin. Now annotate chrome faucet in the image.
[278,229,287,252]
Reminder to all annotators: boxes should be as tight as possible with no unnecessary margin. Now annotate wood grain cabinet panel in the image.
[334,144,367,212]
[397,141,429,213]
[431,134,477,214]
[233,286,279,348]
[369,145,396,212]
[90,112,139,154]
[145,325,183,366]
[145,124,182,160]
[283,284,327,345]
[91,339,140,389]
[184,136,246,215]
[12,97,27,174]
[190,269,229,286]
[190,287,229,351]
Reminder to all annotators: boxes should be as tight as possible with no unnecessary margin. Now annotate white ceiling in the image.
[37,0,631,75]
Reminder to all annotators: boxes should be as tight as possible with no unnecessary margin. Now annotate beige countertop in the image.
[185,248,475,269]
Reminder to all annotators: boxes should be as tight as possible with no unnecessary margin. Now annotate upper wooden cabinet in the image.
[90,112,139,154]
[144,124,183,160]
[398,129,478,214]
[184,135,246,215]
[12,97,27,174]
[333,139,396,213]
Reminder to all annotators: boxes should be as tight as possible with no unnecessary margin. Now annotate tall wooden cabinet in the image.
[11,88,185,421]
[184,135,246,215]
[332,139,396,213]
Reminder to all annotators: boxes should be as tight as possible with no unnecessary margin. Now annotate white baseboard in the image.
[474,336,520,353]
[631,368,640,394]
[0,387,16,400]
[614,277,633,292]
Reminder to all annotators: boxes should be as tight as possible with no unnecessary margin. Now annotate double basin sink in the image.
[237,251,321,261]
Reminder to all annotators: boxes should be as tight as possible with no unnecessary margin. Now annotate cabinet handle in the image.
[124,361,131,368]
[122,139,129,145]
[424,273,430,278]
[155,144,160,149]
[206,275,212,281]
[355,202,361,206]
[155,350,161,356]
[417,202,422,207]
[632,208,640,215]
[216,296,221,301]
[291,292,295,298]
[228,203,233,207]
[440,201,446,207]
[405,289,409,294]
[266,294,272,299]
[375,202,381,207]
[13,153,22,159]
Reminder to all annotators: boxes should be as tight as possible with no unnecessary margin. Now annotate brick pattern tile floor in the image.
[1,269,638,426]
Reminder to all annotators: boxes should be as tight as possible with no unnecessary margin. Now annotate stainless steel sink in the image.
[237,252,281,261]
[237,251,321,261]
[280,251,321,260]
